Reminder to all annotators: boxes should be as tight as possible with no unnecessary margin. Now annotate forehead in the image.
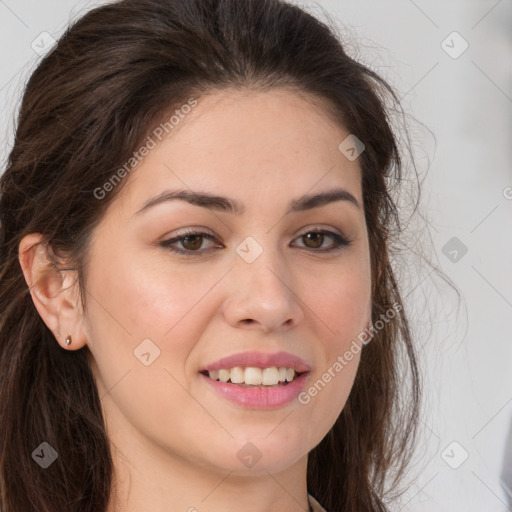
[166,88,351,162]
[113,88,363,215]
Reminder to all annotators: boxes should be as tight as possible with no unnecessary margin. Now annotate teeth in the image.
[230,367,245,384]
[218,369,230,383]
[262,367,279,385]
[245,367,262,385]
[207,366,298,386]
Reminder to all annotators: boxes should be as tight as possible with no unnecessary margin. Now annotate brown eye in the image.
[181,235,204,251]
[160,228,351,256]
[302,232,324,249]
[159,231,221,255]
[293,229,351,252]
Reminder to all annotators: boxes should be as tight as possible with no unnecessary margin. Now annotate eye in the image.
[159,228,352,256]
[292,229,351,252]
[159,229,221,255]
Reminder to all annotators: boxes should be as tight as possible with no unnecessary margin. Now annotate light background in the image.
[0,1,511,511]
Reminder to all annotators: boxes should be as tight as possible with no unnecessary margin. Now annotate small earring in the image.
[65,335,72,346]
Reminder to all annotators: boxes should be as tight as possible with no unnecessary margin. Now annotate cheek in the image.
[84,248,224,400]
[295,349,361,454]
[306,264,371,340]
[87,246,214,341]
[83,254,217,445]
[300,340,362,433]
[295,265,368,435]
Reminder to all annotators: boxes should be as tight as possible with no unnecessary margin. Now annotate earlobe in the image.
[18,233,87,350]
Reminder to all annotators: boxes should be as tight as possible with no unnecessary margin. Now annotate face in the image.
[81,89,372,476]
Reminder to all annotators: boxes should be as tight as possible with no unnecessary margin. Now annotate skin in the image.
[19,89,372,512]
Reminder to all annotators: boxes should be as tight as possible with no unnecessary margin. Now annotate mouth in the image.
[199,366,307,388]
[198,350,311,408]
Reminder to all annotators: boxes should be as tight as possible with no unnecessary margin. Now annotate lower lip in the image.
[199,372,309,409]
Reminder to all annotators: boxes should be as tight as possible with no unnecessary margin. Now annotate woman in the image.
[0,0,422,510]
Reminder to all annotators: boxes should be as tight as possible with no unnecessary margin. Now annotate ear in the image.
[18,233,88,351]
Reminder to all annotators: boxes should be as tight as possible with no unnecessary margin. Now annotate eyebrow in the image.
[135,187,361,216]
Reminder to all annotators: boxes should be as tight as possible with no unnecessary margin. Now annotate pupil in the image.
[305,232,322,248]
[183,235,202,250]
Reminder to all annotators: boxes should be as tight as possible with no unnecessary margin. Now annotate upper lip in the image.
[200,351,311,373]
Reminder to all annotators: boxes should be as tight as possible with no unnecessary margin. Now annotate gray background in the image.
[0,1,511,510]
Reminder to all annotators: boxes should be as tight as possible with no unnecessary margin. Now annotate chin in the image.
[217,430,310,474]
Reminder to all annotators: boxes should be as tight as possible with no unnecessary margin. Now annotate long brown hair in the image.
[0,0,429,510]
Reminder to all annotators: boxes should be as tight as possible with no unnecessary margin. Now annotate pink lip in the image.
[199,372,309,409]
[200,350,311,373]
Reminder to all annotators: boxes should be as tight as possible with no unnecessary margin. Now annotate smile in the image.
[202,366,302,386]
[199,368,309,409]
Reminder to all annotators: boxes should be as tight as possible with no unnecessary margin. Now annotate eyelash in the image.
[159,228,352,256]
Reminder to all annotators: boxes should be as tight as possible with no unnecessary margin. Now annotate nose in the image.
[222,247,305,333]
